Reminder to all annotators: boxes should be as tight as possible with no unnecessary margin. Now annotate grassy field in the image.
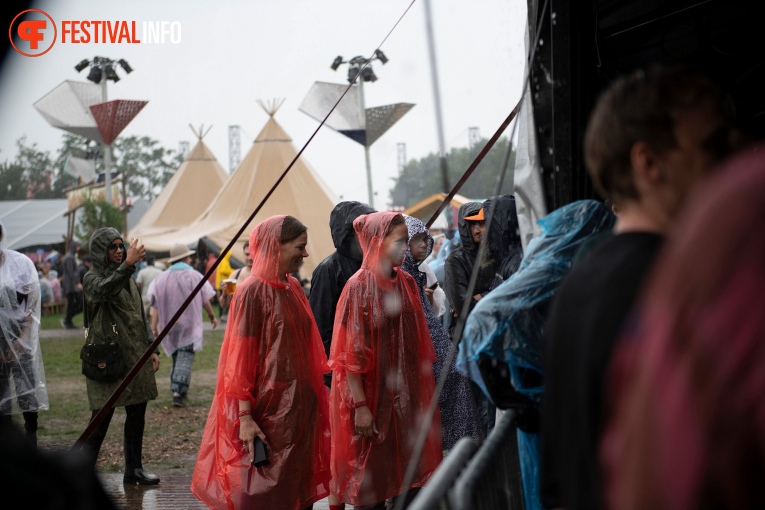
[9,312,225,475]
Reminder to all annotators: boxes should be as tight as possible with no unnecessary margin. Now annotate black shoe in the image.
[123,468,160,485]
[172,395,186,407]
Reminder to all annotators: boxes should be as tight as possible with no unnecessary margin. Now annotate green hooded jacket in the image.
[82,227,158,410]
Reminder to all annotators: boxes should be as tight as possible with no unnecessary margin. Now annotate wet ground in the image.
[100,474,331,509]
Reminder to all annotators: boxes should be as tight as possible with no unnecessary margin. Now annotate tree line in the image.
[389,137,515,209]
[0,133,182,201]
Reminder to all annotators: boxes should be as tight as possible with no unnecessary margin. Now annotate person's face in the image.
[468,221,486,244]
[658,103,736,217]
[244,246,253,269]
[432,236,444,254]
[278,232,308,275]
[382,223,409,268]
[409,233,429,262]
[107,238,125,264]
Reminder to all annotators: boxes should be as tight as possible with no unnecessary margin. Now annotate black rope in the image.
[73,0,419,448]
[395,0,550,506]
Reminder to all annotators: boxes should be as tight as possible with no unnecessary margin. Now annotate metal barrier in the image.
[408,437,479,510]
[452,409,525,510]
[410,410,526,510]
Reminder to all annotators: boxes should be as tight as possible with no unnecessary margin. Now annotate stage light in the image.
[331,56,343,71]
[104,64,120,82]
[75,59,90,72]
[86,66,102,84]
[374,49,388,64]
[118,59,133,74]
[361,66,377,82]
[347,65,360,83]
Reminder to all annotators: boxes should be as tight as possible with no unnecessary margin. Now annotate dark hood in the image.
[483,195,522,263]
[330,201,376,260]
[67,240,80,256]
[457,202,482,255]
[89,227,123,273]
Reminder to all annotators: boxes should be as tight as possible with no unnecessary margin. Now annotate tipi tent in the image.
[129,126,228,239]
[138,101,338,279]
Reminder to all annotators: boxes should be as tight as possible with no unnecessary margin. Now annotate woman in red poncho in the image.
[329,212,442,509]
[191,215,331,510]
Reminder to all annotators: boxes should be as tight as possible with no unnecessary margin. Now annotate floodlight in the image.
[361,66,377,82]
[374,49,389,64]
[104,64,120,82]
[331,56,343,71]
[86,66,103,84]
[75,59,90,72]
[118,59,133,74]
[347,65,360,83]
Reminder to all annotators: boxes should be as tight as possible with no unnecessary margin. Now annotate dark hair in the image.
[585,65,727,201]
[280,216,307,244]
[146,255,155,265]
[386,214,406,235]
[243,240,249,250]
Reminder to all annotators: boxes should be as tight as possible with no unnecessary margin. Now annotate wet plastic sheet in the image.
[329,212,442,507]
[0,221,48,416]
[457,200,615,510]
[191,216,331,510]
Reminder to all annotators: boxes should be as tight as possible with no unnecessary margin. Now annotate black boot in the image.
[123,435,160,485]
[22,411,38,449]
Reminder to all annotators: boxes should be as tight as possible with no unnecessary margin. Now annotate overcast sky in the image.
[0,0,527,208]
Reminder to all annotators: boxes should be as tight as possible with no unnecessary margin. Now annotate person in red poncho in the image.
[191,215,331,510]
[329,212,442,509]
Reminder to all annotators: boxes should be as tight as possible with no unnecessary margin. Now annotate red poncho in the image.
[329,212,442,506]
[192,216,331,510]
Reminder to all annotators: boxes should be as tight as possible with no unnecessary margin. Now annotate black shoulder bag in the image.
[80,299,127,383]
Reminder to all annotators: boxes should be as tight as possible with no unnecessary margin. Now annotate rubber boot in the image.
[22,411,37,449]
[123,435,160,485]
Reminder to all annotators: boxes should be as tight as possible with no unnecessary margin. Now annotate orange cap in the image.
[464,208,485,221]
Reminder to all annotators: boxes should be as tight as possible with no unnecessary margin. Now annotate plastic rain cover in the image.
[191,216,331,510]
[457,200,615,510]
[0,222,48,416]
[328,212,442,506]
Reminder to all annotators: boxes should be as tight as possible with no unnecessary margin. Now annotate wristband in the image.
[238,409,252,417]
[352,400,367,409]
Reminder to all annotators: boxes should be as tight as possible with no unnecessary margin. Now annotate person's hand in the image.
[150,352,160,372]
[473,293,483,302]
[151,326,159,337]
[210,316,218,329]
[126,239,145,266]
[76,283,83,291]
[354,406,378,439]
[424,287,435,308]
[239,415,268,463]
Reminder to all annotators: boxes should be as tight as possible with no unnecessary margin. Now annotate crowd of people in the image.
[1,63,763,509]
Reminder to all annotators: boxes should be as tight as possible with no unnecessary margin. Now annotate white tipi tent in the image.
[129,125,228,240]
[138,100,338,278]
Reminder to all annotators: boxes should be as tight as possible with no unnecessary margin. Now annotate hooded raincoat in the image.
[192,216,331,510]
[83,228,158,411]
[458,200,615,510]
[444,202,492,322]
[402,215,480,451]
[0,221,48,415]
[309,201,375,370]
[329,212,442,507]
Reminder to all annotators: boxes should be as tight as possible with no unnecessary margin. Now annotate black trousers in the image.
[83,401,147,468]
[64,291,83,324]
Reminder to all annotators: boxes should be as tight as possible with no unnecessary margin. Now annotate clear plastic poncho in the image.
[329,212,442,507]
[0,221,48,415]
[191,216,331,510]
[457,200,615,510]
